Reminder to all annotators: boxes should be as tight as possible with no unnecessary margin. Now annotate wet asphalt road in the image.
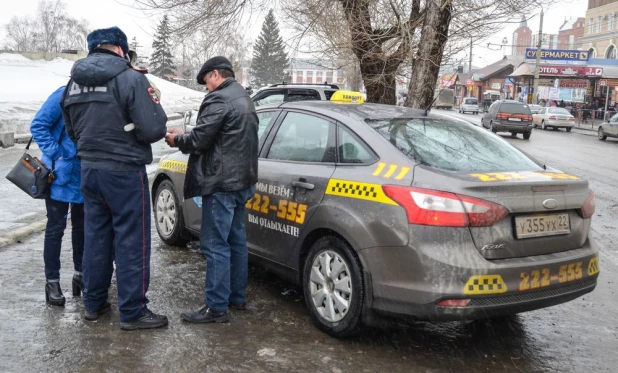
[0,114,617,372]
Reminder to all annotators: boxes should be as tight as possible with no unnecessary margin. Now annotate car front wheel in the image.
[598,127,607,140]
[303,236,364,338]
[154,179,188,246]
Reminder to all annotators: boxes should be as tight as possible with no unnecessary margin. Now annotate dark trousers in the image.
[201,187,254,312]
[81,168,151,322]
[43,198,84,280]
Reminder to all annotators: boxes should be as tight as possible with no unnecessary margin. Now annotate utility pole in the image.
[468,38,473,97]
[532,9,544,105]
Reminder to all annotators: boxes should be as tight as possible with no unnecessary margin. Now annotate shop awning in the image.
[509,63,534,78]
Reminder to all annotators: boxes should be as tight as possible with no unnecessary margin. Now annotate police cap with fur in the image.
[87,26,129,55]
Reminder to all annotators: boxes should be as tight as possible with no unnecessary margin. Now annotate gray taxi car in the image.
[153,96,600,337]
[598,113,618,141]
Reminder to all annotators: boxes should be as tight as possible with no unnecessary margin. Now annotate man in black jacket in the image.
[166,56,258,323]
[61,26,168,330]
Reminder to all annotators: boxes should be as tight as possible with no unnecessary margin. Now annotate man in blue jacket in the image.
[61,26,168,330]
[31,87,84,307]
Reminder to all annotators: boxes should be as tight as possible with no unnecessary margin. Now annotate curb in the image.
[0,169,159,249]
[0,219,48,249]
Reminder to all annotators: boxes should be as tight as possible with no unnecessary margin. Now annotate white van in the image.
[459,97,479,115]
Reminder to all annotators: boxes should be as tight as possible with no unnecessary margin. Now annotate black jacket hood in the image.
[71,50,129,86]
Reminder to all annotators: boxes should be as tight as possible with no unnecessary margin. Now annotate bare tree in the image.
[3,0,90,52]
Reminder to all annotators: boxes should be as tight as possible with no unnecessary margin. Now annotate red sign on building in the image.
[539,65,603,77]
[559,79,589,88]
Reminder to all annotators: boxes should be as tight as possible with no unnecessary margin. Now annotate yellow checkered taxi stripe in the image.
[588,257,600,276]
[325,179,397,205]
[463,275,508,295]
[158,160,187,174]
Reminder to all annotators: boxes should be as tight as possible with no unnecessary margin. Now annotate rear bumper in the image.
[545,120,575,128]
[358,227,600,321]
[494,122,533,133]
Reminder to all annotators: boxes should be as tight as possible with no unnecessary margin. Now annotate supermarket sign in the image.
[525,49,589,61]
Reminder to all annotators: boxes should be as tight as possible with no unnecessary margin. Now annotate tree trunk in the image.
[359,58,397,104]
[406,0,453,110]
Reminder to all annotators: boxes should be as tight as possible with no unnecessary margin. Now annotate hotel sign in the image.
[538,65,603,77]
[559,80,588,88]
[525,49,589,61]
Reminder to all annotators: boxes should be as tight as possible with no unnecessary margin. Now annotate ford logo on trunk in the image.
[542,198,558,209]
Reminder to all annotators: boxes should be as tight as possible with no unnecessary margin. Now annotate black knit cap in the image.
[196,56,235,84]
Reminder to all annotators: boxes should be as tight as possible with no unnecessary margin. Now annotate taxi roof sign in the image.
[330,90,365,103]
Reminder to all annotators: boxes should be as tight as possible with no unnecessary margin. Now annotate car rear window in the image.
[366,117,543,172]
[499,103,531,114]
[464,98,478,105]
[548,108,571,115]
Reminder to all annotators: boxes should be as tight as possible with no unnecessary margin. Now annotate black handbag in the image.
[6,137,58,199]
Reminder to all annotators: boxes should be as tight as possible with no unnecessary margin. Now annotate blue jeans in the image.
[201,186,254,312]
[44,198,84,280]
[81,168,151,322]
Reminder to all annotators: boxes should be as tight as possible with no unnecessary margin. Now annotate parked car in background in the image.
[529,104,543,114]
[598,113,618,141]
[481,100,533,139]
[459,97,479,114]
[532,108,575,132]
[251,83,341,106]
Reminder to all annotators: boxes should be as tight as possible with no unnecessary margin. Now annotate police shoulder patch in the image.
[148,87,160,104]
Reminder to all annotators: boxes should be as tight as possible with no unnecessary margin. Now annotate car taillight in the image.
[524,116,532,121]
[549,115,556,120]
[577,190,596,219]
[569,117,575,121]
[496,113,509,119]
[382,186,509,227]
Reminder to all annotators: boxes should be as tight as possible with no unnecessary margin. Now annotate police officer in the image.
[61,26,168,330]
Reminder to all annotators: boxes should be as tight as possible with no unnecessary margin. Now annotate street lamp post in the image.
[532,9,544,104]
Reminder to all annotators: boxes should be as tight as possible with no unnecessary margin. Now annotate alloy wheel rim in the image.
[598,128,603,139]
[309,250,352,323]
[156,189,176,237]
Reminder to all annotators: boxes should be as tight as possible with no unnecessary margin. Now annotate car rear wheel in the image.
[303,236,363,338]
[598,127,607,140]
[541,121,547,130]
[154,179,188,247]
[523,132,531,140]
[566,127,572,132]
[490,121,497,133]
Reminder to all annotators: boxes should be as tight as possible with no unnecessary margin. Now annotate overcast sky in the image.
[1,0,589,68]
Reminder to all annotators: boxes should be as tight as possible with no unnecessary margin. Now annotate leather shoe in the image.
[229,302,246,311]
[181,305,229,323]
[121,310,168,331]
[45,282,65,306]
[84,302,111,321]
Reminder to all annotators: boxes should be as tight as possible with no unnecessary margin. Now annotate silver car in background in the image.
[532,107,575,132]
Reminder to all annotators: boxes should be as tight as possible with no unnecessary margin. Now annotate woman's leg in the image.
[44,198,69,281]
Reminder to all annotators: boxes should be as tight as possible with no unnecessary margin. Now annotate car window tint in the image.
[287,89,321,102]
[337,126,377,164]
[267,112,334,162]
[464,98,478,105]
[255,91,285,106]
[256,111,278,142]
[500,103,530,114]
[366,118,543,172]
[548,108,570,115]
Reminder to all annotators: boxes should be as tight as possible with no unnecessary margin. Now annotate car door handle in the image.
[292,180,315,190]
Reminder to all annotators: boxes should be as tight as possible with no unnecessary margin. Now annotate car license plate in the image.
[558,117,567,121]
[508,118,522,121]
[515,213,570,239]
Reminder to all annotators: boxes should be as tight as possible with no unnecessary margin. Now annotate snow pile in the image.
[0,53,204,134]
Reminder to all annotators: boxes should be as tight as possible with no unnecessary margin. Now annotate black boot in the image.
[120,310,169,331]
[45,282,65,306]
[181,306,229,323]
[72,274,83,297]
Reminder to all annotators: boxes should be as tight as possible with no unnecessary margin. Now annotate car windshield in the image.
[530,105,542,110]
[500,103,530,114]
[548,108,571,115]
[366,117,543,172]
[464,98,478,105]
